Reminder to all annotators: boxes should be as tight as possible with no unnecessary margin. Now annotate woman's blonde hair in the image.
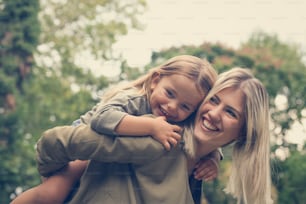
[209,67,272,204]
[102,55,217,103]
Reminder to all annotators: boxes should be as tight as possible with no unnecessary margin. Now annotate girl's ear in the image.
[151,72,161,89]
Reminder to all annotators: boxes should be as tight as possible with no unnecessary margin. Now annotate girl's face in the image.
[193,87,245,148]
[150,74,204,122]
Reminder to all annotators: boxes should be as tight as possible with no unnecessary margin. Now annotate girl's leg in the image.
[11,160,88,204]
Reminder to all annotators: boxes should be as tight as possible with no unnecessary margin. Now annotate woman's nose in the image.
[208,106,221,122]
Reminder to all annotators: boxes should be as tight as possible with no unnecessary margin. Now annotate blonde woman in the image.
[186,67,272,204]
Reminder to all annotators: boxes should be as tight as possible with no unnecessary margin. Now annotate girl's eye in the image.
[209,96,219,105]
[166,89,174,98]
[181,104,191,112]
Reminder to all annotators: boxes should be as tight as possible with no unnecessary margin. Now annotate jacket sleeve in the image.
[90,97,128,136]
[90,90,146,136]
[36,124,165,177]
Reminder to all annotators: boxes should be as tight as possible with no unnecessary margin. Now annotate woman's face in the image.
[193,87,245,148]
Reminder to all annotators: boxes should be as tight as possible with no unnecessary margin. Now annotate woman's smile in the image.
[202,117,219,131]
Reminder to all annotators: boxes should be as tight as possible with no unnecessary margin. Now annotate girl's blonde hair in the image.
[210,67,272,204]
[102,55,217,103]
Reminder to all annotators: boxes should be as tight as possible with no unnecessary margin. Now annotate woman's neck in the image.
[194,140,216,161]
[187,142,216,175]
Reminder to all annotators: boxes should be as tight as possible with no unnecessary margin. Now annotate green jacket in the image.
[36,124,195,204]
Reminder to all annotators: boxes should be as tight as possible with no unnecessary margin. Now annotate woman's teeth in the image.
[203,119,218,131]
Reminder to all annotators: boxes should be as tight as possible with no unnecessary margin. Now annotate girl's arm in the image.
[88,91,181,150]
[115,115,182,150]
[188,150,222,204]
[90,90,150,136]
[192,149,222,181]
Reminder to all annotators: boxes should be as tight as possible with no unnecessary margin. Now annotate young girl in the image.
[79,54,217,150]
[12,55,221,204]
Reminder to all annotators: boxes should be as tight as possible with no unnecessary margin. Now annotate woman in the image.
[31,67,273,204]
[186,67,272,203]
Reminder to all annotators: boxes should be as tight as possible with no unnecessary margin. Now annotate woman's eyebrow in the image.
[227,105,243,118]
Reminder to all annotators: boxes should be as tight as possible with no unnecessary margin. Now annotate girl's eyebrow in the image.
[213,94,221,103]
[185,102,196,109]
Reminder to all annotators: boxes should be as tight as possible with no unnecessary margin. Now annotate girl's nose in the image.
[167,101,178,112]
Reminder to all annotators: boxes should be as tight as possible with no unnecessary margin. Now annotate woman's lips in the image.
[202,118,218,131]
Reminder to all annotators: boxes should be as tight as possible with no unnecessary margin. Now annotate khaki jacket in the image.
[36,124,195,204]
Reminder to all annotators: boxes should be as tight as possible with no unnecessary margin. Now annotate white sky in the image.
[113,0,306,69]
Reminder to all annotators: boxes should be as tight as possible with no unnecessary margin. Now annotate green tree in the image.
[273,147,306,204]
[0,0,40,202]
[37,0,146,77]
[240,31,306,140]
[3,0,147,203]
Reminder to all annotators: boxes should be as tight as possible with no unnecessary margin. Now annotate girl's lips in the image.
[160,107,169,117]
[160,106,176,121]
[153,107,166,117]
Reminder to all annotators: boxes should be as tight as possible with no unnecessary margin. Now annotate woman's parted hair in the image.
[207,67,272,204]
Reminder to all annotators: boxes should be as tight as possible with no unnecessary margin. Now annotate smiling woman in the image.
[193,87,245,147]
[185,67,273,204]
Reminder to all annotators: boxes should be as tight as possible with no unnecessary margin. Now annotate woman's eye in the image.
[227,109,237,118]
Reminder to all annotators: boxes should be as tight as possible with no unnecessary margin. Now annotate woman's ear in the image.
[151,72,161,89]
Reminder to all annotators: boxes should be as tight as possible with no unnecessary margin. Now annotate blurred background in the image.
[1,0,305,203]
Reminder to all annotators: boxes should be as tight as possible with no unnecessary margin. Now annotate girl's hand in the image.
[193,158,219,182]
[152,116,182,151]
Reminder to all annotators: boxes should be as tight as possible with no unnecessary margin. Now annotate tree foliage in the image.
[273,147,306,203]
[37,0,146,74]
[240,32,306,139]
[0,0,40,202]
